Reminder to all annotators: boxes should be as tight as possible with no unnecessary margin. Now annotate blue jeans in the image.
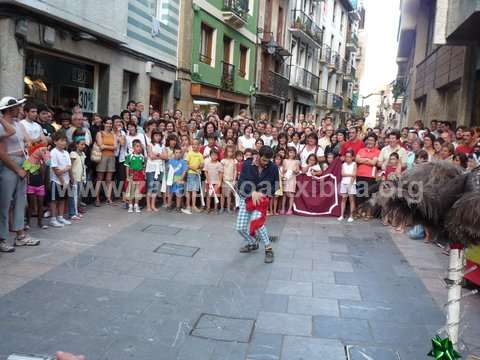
[68,182,81,217]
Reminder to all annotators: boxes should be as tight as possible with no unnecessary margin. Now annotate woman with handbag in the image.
[94,118,117,206]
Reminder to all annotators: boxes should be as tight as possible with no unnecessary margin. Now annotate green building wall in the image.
[191,3,257,96]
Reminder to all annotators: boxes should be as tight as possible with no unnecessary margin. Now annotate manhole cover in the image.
[346,345,401,360]
[191,313,255,343]
[142,225,182,235]
[153,243,200,257]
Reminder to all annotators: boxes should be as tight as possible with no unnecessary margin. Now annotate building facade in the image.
[252,0,291,121]
[180,0,258,116]
[0,0,179,117]
[395,0,480,128]
[278,0,360,125]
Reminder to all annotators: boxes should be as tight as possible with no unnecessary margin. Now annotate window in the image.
[223,36,233,63]
[340,11,344,31]
[239,45,249,78]
[332,0,337,24]
[200,23,214,65]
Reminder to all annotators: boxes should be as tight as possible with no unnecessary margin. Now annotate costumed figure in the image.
[378,160,480,352]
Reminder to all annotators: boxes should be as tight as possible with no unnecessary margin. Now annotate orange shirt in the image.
[356,147,380,178]
[101,132,115,157]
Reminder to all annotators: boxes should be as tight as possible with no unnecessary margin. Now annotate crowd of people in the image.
[1,94,479,253]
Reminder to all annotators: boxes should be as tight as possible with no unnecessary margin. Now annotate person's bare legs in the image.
[349,195,356,218]
[95,172,105,205]
[105,172,113,203]
[340,195,347,218]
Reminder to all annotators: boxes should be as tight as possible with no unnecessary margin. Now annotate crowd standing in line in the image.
[1,95,479,253]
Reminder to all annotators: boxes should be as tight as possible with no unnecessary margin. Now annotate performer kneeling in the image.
[236,146,279,263]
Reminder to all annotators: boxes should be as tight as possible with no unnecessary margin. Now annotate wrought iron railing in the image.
[317,89,328,107]
[319,44,331,63]
[347,32,359,48]
[289,65,319,92]
[199,53,212,65]
[263,70,289,99]
[223,0,249,19]
[329,51,340,70]
[291,9,323,45]
[333,94,343,109]
[221,61,235,91]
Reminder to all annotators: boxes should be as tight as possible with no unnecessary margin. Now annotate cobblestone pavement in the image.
[0,206,479,360]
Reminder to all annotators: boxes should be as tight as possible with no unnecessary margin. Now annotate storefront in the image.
[24,49,98,115]
[191,83,249,117]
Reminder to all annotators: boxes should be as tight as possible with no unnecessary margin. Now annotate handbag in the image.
[91,142,102,163]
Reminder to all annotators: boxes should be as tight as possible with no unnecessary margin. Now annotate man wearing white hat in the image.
[0,96,40,252]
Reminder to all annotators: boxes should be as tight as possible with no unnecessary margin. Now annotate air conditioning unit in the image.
[193,63,199,74]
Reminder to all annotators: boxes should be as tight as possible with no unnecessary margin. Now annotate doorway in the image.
[150,78,170,114]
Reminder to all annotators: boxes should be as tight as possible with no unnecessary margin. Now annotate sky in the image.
[359,0,401,124]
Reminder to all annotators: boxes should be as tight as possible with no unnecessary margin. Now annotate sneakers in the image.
[15,235,40,247]
[57,217,71,225]
[181,208,192,215]
[347,217,354,223]
[50,219,64,228]
[0,240,15,252]
[134,204,141,213]
[337,216,344,221]
[239,243,259,253]
[128,205,134,213]
[264,248,274,264]
[70,215,82,221]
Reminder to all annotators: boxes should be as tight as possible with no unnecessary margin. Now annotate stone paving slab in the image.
[0,207,479,359]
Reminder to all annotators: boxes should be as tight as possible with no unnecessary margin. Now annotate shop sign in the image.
[78,87,95,113]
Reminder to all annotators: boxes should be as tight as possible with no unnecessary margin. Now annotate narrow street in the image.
[1,207,478,360]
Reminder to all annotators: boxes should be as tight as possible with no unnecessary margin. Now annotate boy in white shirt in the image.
[49,132,73,228]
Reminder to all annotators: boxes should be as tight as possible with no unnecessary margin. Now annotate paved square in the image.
[190,313,255,343]
[0,207,478,359]
[153,243,200,257]
[346,345,401,360]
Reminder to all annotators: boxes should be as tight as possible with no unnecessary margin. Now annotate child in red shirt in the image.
[384,152,402,181]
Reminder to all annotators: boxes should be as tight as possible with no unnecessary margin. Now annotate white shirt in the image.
[238,135,256,150]
[261,134,274,147]
[126,133,147,154]
[50,147,71,184]
[146,143,165,173]
[341,162,356,185]
[20,119,43,141]
[299,145,325,166]
[115,130,127,162]
[288,141,302,153]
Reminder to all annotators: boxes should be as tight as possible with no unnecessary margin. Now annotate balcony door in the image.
[223,36,232,64]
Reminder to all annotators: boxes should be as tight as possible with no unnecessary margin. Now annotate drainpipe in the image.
[252,1,261,121]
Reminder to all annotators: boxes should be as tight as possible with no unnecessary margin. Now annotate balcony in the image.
[290,9,323,48]
[328,51,340,72]
[221,61,235,91]
[346,32,359,52]
[289,65,319,93]
[260,70,290,100]
[337,58,347,75]
[343,63,356,81]
[222,0,249,28]
[317,89,328,108]
[332,94,343,110]
[319,44,331,65]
